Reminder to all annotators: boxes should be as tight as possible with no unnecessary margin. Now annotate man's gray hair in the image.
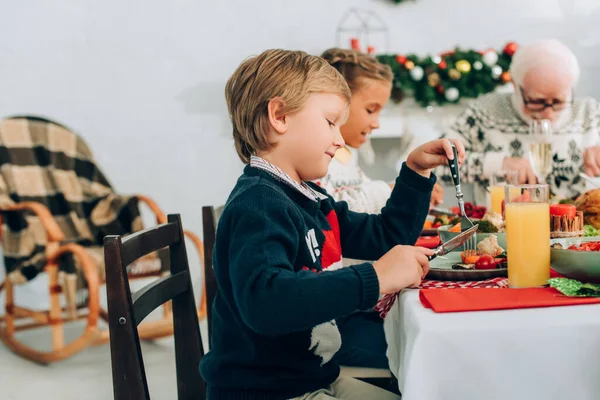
[509,39,580,87]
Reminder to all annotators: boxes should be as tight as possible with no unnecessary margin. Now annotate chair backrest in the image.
[104,214,205,400]
[201,206,219,339]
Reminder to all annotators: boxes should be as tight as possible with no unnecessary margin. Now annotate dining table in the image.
[381,272,600,400]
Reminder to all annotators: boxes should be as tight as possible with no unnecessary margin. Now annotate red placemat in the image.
[419,287,600,313]
[375,277,508,318]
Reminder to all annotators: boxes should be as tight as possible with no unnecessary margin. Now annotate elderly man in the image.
[441,39,600,204]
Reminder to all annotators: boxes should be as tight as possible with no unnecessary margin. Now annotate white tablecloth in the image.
[384,290,600,400]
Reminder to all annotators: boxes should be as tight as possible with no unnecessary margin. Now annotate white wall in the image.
[1,0,600,238]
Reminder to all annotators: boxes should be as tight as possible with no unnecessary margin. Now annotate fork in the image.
[447,142,477,251]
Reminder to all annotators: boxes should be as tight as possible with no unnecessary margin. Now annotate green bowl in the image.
[550,236,600,283]
[438,225,507,251]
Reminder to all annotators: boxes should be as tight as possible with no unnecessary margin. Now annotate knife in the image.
[428,206,456,217]
[427,224,479,261]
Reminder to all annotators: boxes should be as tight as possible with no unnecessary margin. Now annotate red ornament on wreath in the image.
[501,71,512,83]
[395,55,408,65]
[503,42,518,57]
[438,60,447,69]
[436,84,445,95]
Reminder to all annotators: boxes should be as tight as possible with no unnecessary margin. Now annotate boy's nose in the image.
[333,129,345,148]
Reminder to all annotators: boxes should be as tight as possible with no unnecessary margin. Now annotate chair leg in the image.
[63,273,78,320]
[0,244,103,364]
[163,300,173,319]
[4,279,14,335]
[182,230,207,320]
[47,263,65,351]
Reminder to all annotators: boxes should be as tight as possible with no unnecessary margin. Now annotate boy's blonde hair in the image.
[321,48,393,92]
[226,49,351,164]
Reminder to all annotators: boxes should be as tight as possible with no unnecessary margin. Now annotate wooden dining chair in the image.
[201,206,219,341]
[201,206,392,383]
[104,214,205,400]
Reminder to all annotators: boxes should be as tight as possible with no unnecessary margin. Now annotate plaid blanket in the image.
[0,117,162,285]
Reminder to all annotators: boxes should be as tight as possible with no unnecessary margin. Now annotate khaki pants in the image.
[292,376,401,400]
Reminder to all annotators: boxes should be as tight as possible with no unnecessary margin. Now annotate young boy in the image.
[199,49,465,400]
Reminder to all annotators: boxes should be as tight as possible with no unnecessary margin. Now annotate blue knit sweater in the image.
[200,163,435,400]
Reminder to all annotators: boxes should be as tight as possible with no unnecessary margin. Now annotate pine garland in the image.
[376,42,518,107]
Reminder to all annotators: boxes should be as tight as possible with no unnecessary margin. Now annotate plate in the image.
[426,251,508,281]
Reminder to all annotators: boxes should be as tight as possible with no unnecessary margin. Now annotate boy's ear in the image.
[267,97,287,135]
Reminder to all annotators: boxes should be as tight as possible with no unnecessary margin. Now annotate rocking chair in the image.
[0,116,207,363]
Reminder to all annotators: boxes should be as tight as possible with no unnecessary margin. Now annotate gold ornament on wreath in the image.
[404,60,415,70]
[428,72,441,87]
[455,60,471,74]
[448,69,461,81]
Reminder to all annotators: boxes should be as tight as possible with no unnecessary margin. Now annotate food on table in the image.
[454,240,507,271]
[477,220,498,233]
[439,210,504,233]
[452,263,475,270]
[477,234,505,257]
[451,202,486,219]
[559,198,577,205]
[494,257,508,269]
[584,224,600,237]
[423,220,433,229]
[479,212,505,233]
[575,189,600,229]
[448,223,461,232]
[553,240,600,252]
[550,203,584,238]
[432,214,461,228]
[475,254,496,270]
[461,249,480,264]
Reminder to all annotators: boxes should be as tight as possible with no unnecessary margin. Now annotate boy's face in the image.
[341,79,392,149]
[279,93,348,181]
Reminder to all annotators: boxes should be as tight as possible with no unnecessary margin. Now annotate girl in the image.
[318,48,442,371]
[318,48,443,214]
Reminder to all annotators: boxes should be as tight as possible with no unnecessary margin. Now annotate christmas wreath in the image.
[376,42,518,107]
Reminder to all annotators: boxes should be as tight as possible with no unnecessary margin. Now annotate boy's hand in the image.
[373,246,433,294]
[406,138,466,178]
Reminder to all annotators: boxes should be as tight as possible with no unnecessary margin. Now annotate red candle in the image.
[367,45,375,54]
[350,38,360,50]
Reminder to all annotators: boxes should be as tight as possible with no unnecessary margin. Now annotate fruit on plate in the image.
[550,203,584,238]
[475,254,496,270]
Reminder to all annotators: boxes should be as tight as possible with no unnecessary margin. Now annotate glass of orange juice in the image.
[504,184,550,288]
[490,170,518,215]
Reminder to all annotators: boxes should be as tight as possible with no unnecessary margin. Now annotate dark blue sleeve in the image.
[329,163,435,261]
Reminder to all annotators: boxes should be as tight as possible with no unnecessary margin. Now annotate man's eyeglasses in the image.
[519,86,573,112]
